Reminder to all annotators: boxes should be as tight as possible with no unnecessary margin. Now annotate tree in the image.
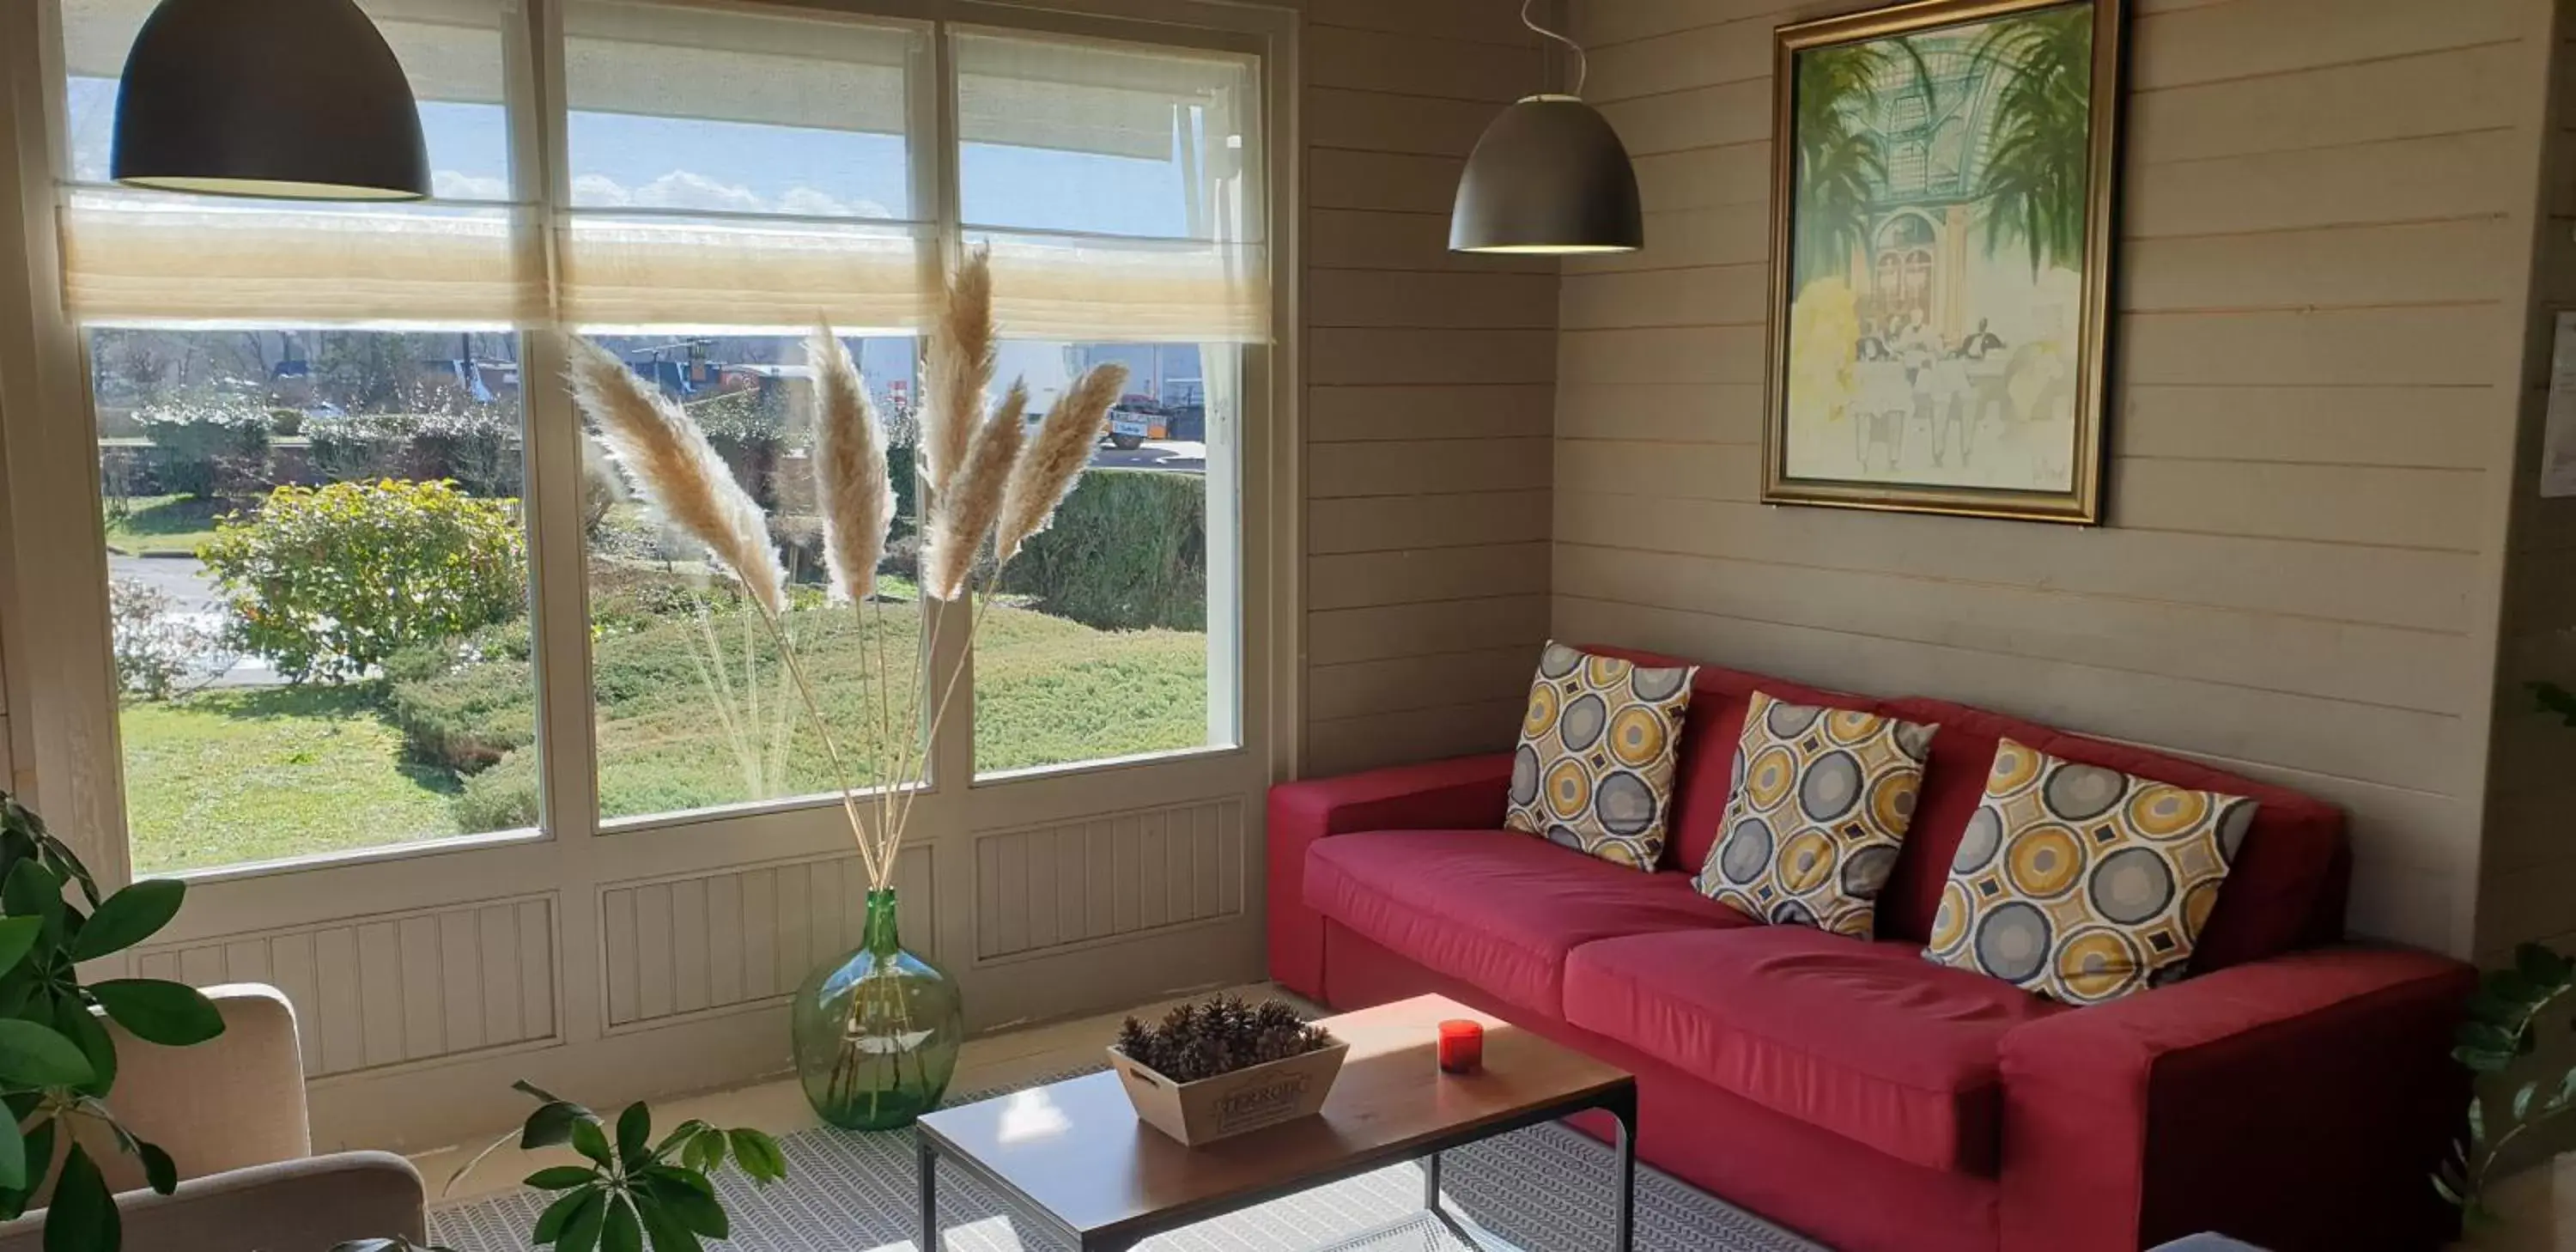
[1790,40,1935,292]
[1972,8,2094,277]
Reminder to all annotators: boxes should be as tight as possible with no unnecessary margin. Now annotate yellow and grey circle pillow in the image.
[1692,691,1937,938]
[1504,642,1697,870]
[1923,738,2257,1005]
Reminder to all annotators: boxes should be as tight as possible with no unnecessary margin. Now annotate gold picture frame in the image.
[1761,0,2124,524]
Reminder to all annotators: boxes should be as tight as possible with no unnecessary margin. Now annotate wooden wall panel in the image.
[133,895,557,1078]
[1557,0,2562,956]
[1298,3,1561,774]
[598,847,933,1030]
[971,798,1244,961]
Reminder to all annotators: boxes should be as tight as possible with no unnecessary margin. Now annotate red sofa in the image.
[1267,647,2475,1252]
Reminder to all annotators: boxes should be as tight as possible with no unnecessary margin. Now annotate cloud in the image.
[572,170,891,219]
[434,170,512,201]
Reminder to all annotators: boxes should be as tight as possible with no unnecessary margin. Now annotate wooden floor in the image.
[417,982,1308,1201]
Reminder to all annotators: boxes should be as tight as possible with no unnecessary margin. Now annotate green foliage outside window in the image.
[132,396,270,499]
[200,479,527,684]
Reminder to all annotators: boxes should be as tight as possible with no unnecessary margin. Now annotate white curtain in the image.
[954,29,1268,343]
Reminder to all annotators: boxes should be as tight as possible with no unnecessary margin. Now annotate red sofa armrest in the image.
[1265,753,1515,998]
[1997,945,2474,1252]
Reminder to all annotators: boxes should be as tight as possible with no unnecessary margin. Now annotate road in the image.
[1089,439,1204,473]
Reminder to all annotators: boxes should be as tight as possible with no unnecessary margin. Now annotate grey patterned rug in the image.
[428,1074,1826,1252]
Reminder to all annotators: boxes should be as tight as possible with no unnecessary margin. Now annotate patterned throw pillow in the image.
[1923,738,2257,1004]
[1692,691,1936,937]
[1504,642,1697,870]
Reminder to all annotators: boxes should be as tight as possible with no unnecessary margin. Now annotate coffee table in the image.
[914,994,1638,1251]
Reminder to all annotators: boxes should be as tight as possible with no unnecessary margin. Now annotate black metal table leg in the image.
[917,1128,939,1252]
[1424,1149,1442,1210]
[1609,1094,1637,1252]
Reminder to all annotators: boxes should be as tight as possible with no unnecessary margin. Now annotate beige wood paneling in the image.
[135,896,558,1078]
[972,799,1244,961]
[1554,0,2561,956]
[1296,3,1560,774]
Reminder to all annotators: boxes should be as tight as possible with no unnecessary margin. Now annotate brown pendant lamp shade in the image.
[112,0,430,201]
[1449,93,1641,254]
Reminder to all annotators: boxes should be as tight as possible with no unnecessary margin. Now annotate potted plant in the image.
[339,1081,787,1252]
[1108,995,1345,1146]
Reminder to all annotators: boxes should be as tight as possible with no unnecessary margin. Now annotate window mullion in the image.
[922,15,974,800]
[514,0,604,849]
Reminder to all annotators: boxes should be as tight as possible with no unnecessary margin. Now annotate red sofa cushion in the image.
[1582,645,1877,878]
[1303,830,1749,1017]
[1876,697,2350,968]
[1563,925,2068,1175]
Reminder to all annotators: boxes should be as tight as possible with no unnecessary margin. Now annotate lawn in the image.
[121,685,463,872]
[119,597,1208,872]
[103,493,238,556]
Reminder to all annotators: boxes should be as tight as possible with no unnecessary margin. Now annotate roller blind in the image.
[556,0,931,331]
[955,29,1267,343]
[56,0,532,325]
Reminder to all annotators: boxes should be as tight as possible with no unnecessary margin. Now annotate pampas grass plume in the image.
[921,247,994,498]
[806,325,894,605]
[565,337,787,617]
[924,380,1025,601]
[997,362,1128,563]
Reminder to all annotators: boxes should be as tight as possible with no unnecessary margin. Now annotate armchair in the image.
[0,983,427,1252]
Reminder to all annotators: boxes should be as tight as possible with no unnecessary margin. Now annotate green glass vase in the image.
[791,888,964,1130]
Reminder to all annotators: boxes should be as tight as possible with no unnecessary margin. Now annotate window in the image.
[50,0,1272,872]
[62,0,536,872]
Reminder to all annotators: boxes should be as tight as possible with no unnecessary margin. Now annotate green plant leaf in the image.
[556,1189,608,1252]
[42,1144,117,1252]
[633,1195,703,1252]
[677,1128,721,1175]
[513,1079,572,1106]
[0,1018,93,1088]
[68,879,185,961]
[603,1195,642,1252]
[639,1165,713,1200]
[532,1187,592,1243]
[0,1109,26,1193]
[650,1182,727,1239]
[522,1100,586,1150]
[0,918,45,980]
[2470,1097,2488,1146]
[56,1000,118,1096]
[616,1102,651,1164]
[87,980,224,1046]
[524,1165,598,1192]
[2515,1080,2539,1121]
[571,1118,612,1167]
[726,1129,786,1183]
[2433,1168,2464,1206]
[1,1119,58,1221]
[136,1139,177,1196]
[3,862,64,945]
[650,1118,712,1162]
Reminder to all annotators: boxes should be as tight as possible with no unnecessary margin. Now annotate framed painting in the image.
[1762,0,2124,523]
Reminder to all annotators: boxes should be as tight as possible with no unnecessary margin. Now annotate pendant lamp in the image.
[1449,1,1641,254]
[111,0,430,201]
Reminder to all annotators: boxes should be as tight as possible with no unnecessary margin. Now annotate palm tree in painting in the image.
[1792,40,1935,292]
[1973,6,2094,276]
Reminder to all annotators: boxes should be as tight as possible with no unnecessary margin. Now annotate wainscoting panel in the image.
[599,847,935,1030]
[972,798,1245,961]
[132,894,558,1079]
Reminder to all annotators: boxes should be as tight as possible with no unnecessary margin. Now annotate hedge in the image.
[1001,468,1204,631]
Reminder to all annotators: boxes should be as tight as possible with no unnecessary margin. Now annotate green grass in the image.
[120,685,463,873]
[103,493,239,556]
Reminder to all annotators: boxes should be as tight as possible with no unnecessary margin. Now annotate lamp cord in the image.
[1520,0,1588,97]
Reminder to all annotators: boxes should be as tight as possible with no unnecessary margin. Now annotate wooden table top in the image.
[916,994,1632,1243]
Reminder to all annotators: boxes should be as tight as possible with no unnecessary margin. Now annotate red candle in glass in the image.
[1437,1019,1484,1073]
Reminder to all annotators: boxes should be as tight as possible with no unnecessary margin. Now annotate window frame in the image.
[0,0,1295,889]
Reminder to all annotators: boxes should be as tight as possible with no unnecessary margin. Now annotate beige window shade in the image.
[56,0,527,326]
[956,30,1268,343]
[60,192,537,325]
[557,0,929,331]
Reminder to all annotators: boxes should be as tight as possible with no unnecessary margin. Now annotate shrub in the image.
[201,479,527,683]
[134,395,270,498]
[106,577,237,700]
[307,410,521,496]
[454,746,540,831]
[1001,468,1205,631]
[386,647,534,772]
